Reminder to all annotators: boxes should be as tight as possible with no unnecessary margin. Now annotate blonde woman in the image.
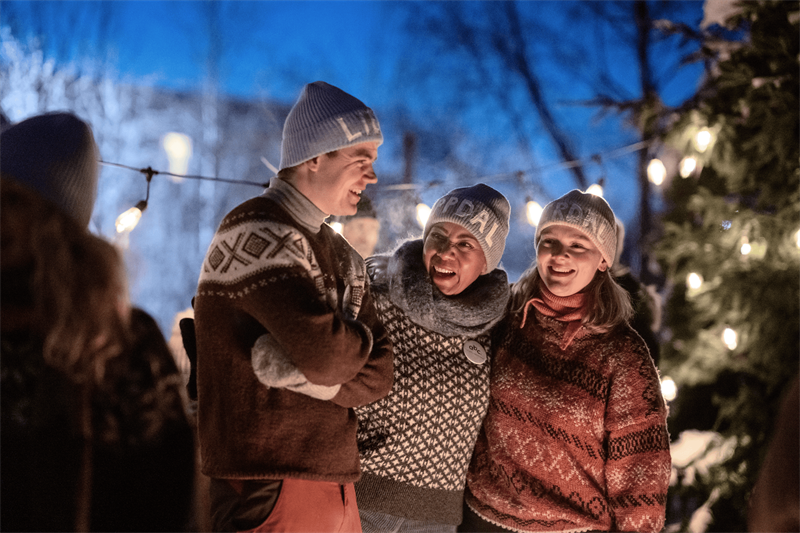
[463,190,671,533]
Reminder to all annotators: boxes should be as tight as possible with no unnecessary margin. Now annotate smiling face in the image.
[305,141,379,216]
[536,224,607,297]
[423,222,487,296]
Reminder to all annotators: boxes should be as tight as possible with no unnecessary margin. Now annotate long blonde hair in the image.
[1,178,130,383]
[509,261,633,333]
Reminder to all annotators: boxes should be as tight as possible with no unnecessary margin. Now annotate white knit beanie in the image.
[423,183,511,273]
[535,189,617,267]
[279,81,383,170]
[0,112,99,228]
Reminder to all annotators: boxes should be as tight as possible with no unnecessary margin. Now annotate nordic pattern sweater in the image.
[355,240,509,525]
[194,180,393,482]
[465,309,671,533]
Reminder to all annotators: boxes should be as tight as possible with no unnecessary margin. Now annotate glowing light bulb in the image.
[586,184,604,197]
[416,203,431,228]
[647,159,666,186]
[679,156,697,178]
[695,128,713,153]
[162,132,192,179]
[795,228,800,248]
[329,221,343,235]
[116,206,143,233]
[526,200,543,226]
[740,236,751,256]
[723,328,738,350]
[687,272,703,290]
[661,377,677,402]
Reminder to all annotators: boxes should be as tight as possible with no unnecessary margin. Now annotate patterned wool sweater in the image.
[355,240,509,525]
[194,179,393,482]
[466,307,671,533]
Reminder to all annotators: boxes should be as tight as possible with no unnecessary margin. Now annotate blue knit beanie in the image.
[1,112,99,228]
[279,81,383,170]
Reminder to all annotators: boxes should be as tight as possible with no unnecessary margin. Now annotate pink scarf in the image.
[520,285,586,350]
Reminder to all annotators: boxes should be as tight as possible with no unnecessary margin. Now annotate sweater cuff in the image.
[348,317,374,357]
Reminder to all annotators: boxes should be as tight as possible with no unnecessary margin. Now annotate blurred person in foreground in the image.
[748,374,800,532]
[462,189,671,533]
[193,81,393,532]
[355,184,511,532]
[0,112,194,532]
[334,193,381,259]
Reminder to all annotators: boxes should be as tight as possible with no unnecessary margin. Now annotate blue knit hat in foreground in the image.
[423,183,511,273]
[279,81,383,170]
[1,112,99,228]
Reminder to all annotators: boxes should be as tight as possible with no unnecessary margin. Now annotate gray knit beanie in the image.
[279,81,383,170]
[1,112,99,228]
[423,183,511,273]
[535,189,617,267]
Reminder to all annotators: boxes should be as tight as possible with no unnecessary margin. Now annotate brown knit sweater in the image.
[194,190,393,482]
[465,307,670,532]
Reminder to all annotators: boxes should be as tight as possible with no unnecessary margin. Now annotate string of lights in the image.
[102,137,655,234]
[101,137,655,228]
[102,138,655,192]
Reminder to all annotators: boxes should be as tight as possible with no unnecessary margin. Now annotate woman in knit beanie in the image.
[1,111,99,228]
[1,112,194,532]
[355,183,511,532]
[462,189,671,533]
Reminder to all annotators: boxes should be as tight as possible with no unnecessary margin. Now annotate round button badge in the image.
[463,340,487,365]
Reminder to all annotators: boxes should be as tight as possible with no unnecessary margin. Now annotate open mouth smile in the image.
[433,265,455,275]
[548,265,574,276]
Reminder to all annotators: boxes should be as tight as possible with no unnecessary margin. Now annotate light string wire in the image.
[99,160,271,188]
[99,138,653,193]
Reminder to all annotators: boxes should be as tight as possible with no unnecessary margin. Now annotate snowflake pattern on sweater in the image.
[199,211,364,319]
[465,310,671,533]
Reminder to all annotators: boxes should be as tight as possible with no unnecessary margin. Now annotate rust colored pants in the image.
[211,477,361,533]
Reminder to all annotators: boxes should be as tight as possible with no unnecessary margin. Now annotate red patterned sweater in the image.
[465,306,670,532]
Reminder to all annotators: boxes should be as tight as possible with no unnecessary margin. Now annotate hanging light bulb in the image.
[723,327,738,350]
[795,228,800,248]
[740,236,751,255]
[329,221,343,235]
[679,156,697,178]
[162,132,192,180]
[694,128,713,153]
[687,272,703,290]
[115,167,155,234]
[586,183,604,197]
[416,203,431,228]
[526,199,544,226]
[115,200,147,233]
[647,159,666,186]
[661,376,677,402]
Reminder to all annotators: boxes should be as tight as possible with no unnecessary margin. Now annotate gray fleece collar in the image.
[377,240,509,338]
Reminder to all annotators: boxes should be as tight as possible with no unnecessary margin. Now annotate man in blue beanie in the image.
[193,82,393,532]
